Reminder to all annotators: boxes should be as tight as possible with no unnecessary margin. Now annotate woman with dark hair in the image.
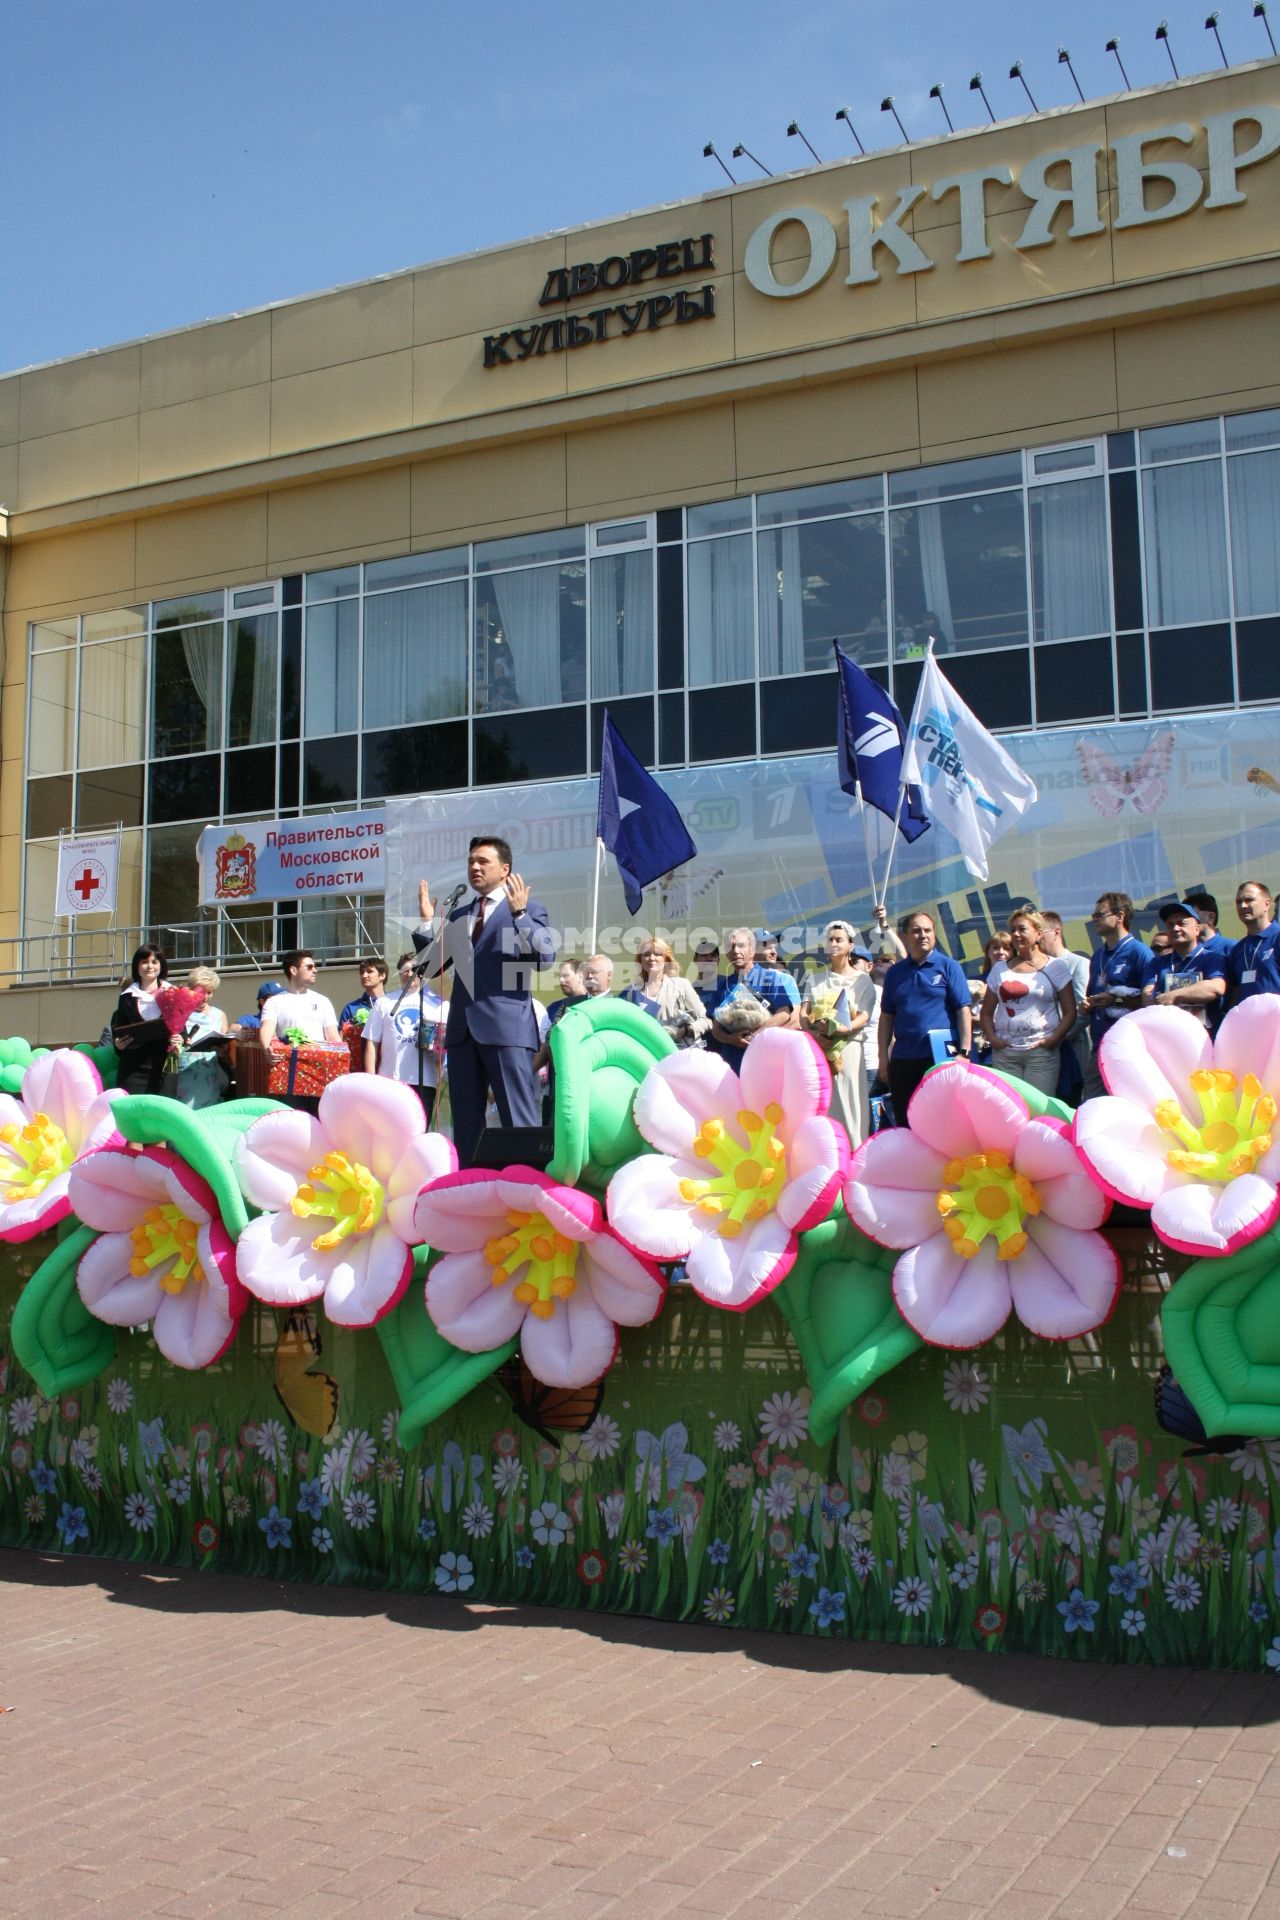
[111,944,171,1095]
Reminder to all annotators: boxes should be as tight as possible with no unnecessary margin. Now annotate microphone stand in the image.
[389,880,466,1131]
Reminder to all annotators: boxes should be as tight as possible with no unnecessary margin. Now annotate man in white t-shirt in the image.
[364,955,447,1126]
[258,949,342,1053]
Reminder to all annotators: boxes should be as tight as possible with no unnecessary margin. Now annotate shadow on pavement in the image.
[4,1542,1277,1728]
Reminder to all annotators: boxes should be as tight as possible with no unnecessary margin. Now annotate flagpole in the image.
[878,641,934,911]
[857,791,880,915]
[589,837,605,952]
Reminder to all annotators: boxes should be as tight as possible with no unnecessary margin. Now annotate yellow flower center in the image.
[1155,1069,1275,1183]
[934,1149,1041,1261]
[0,1110,74,1200]
[290,1151,385,1251]
[485,1208,579,1319]
[129,1203,206,1293]
[676,1104,788,1241]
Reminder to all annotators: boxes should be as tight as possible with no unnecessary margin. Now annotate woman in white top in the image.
[980,909,1076,1096]
[800,921,877,1147]
[363,954,448,1126]
[621,939,712,1048]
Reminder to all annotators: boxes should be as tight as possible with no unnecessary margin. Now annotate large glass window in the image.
[304,599,358,737]
[757,514,887,673]
[1229,450,1280,619]
[79,635,147,768]
[1142,462,1229,626]
[363,582,468,727]
[473,563,586,713]
[688,534,754,686]
[890,491,1028,655]
[28,651,76,776]
[151,621,223,756]
[225,614,278,748]
[1029,477,1111,642]
[589,551,654,697]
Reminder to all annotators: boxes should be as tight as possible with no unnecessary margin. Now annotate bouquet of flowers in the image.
[153,985,207,1074]
[803,987,850,1045]
[712,983,770,1036]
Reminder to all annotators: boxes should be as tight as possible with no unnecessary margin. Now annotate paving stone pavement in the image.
[3,1547,1280,1920]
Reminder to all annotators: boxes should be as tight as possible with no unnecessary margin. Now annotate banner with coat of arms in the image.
[196,811,386,908]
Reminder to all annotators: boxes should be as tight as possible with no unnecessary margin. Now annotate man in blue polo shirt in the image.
[1141,902,1226,1029]
[1184,890,1232,959]
[878,911,971,1122]
[1224,880,1280,1008]
[1081,891,1153,1099]
[709,927,799,1073]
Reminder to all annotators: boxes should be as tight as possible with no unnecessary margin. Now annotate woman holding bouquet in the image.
[801,921,876,1147]
[110,944,171,1095]
[621,939,712,1047]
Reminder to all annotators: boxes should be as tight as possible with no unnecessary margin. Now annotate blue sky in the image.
[3,0,1272,374]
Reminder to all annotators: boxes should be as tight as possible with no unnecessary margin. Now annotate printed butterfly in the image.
[1076,730,1175,819]
[273,1308,340,1439]
[496,1355,605,1442]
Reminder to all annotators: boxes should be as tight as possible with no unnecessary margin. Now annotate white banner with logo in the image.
[55,832,120,917]
[196,811,386,907]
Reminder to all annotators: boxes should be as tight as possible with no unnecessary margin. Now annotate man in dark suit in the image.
[412,835,555,1166]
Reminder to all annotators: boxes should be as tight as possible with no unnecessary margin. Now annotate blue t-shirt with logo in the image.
[1142,945,1227,1028]
[881,952,970,1058]
[1225,924,1280,1004]
[708,964,800,1072]
[1086,934,1154,1049]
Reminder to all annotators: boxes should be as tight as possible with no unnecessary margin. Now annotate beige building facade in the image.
[3,60,1280,1037]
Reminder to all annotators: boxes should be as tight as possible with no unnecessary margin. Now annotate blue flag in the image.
[597,712,698,914]
[834,642,930,844]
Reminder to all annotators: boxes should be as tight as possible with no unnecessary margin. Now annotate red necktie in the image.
[472,895,486,945]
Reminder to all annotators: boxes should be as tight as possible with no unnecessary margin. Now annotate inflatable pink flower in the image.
[0,1051,120,1243]
[845,1062,1118,1348]
[413,1167,665,1388]
[1075,1000,1280,1255]
[68,1146,246,1369]
[605,1029,849,1311]
[234,1077,456,1327]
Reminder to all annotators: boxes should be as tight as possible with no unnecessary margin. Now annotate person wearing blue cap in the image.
[1141,903,1226,1029]
[235,980,285,1032]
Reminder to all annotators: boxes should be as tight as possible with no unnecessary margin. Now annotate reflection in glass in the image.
[890,493,1028,655]
[473,565,585,714]
[154,590,222,628]
[756,474,883,525]
[79,636,147,768]
[1143,462,1229,626]
[82,606,146,642]
[757,516,887,673]
[1228,450,1280,618]
[688,534,754,686]
[364,582,468,728]
[77,765,144,831]
[474,527,584,571]
[1140,418,1221,464]
[26,776,72,840]
[304,566,360,601]
[1029,477,1111,643]
[28,651,77,775]
[686,498,752,537]
[365,548,468,589]
[152,624,222,757]
[30,617,78,651]
[1226,408,1280,454]
[146,823,203,931]
[590,551,654,698]
[147,755,220,826]
[22,840,60,941]
[226,614,278,748]
[889,451,1021,504]
[304,599,358,737]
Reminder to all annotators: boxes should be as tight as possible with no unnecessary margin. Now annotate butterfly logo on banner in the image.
[1075,730,1175,819]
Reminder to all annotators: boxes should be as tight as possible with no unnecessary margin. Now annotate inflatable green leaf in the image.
[546,997,675,1193]
[111,1094,276,1237]
[774,1209,922,1446]
[1162,1225,1280,1440]
[375,1248,516,1446]
[0,1035,50,1094]
[10,1225,116,1397]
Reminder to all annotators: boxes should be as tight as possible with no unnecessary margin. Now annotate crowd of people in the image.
[106,842,1280,1168]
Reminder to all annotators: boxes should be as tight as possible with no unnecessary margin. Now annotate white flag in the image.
[901,654,1037,882]
[55,832,121,917]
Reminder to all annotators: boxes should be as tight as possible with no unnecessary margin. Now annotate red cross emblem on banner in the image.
[65,858,107,912]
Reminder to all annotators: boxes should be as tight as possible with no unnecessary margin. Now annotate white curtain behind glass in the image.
[1143,461,1230,626]
[304,602,358,737]
[490,566,562,709]
[79,640,145,768]
[225,618,277,746]
[178,625,221,750]
[590,552,653,697]
[757,527,806,676]
[916,506,955,648]
[1229,450,1280,618]
[1033,477,1111,641]
[364,583,467,727]
[688,535,754,685]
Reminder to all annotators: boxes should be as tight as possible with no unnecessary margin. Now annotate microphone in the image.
[443,881,468,913]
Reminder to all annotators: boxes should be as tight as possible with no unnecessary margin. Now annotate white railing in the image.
[0,913,385,990]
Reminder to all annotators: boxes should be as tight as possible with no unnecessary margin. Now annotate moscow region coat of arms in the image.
[214,831,256,900]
